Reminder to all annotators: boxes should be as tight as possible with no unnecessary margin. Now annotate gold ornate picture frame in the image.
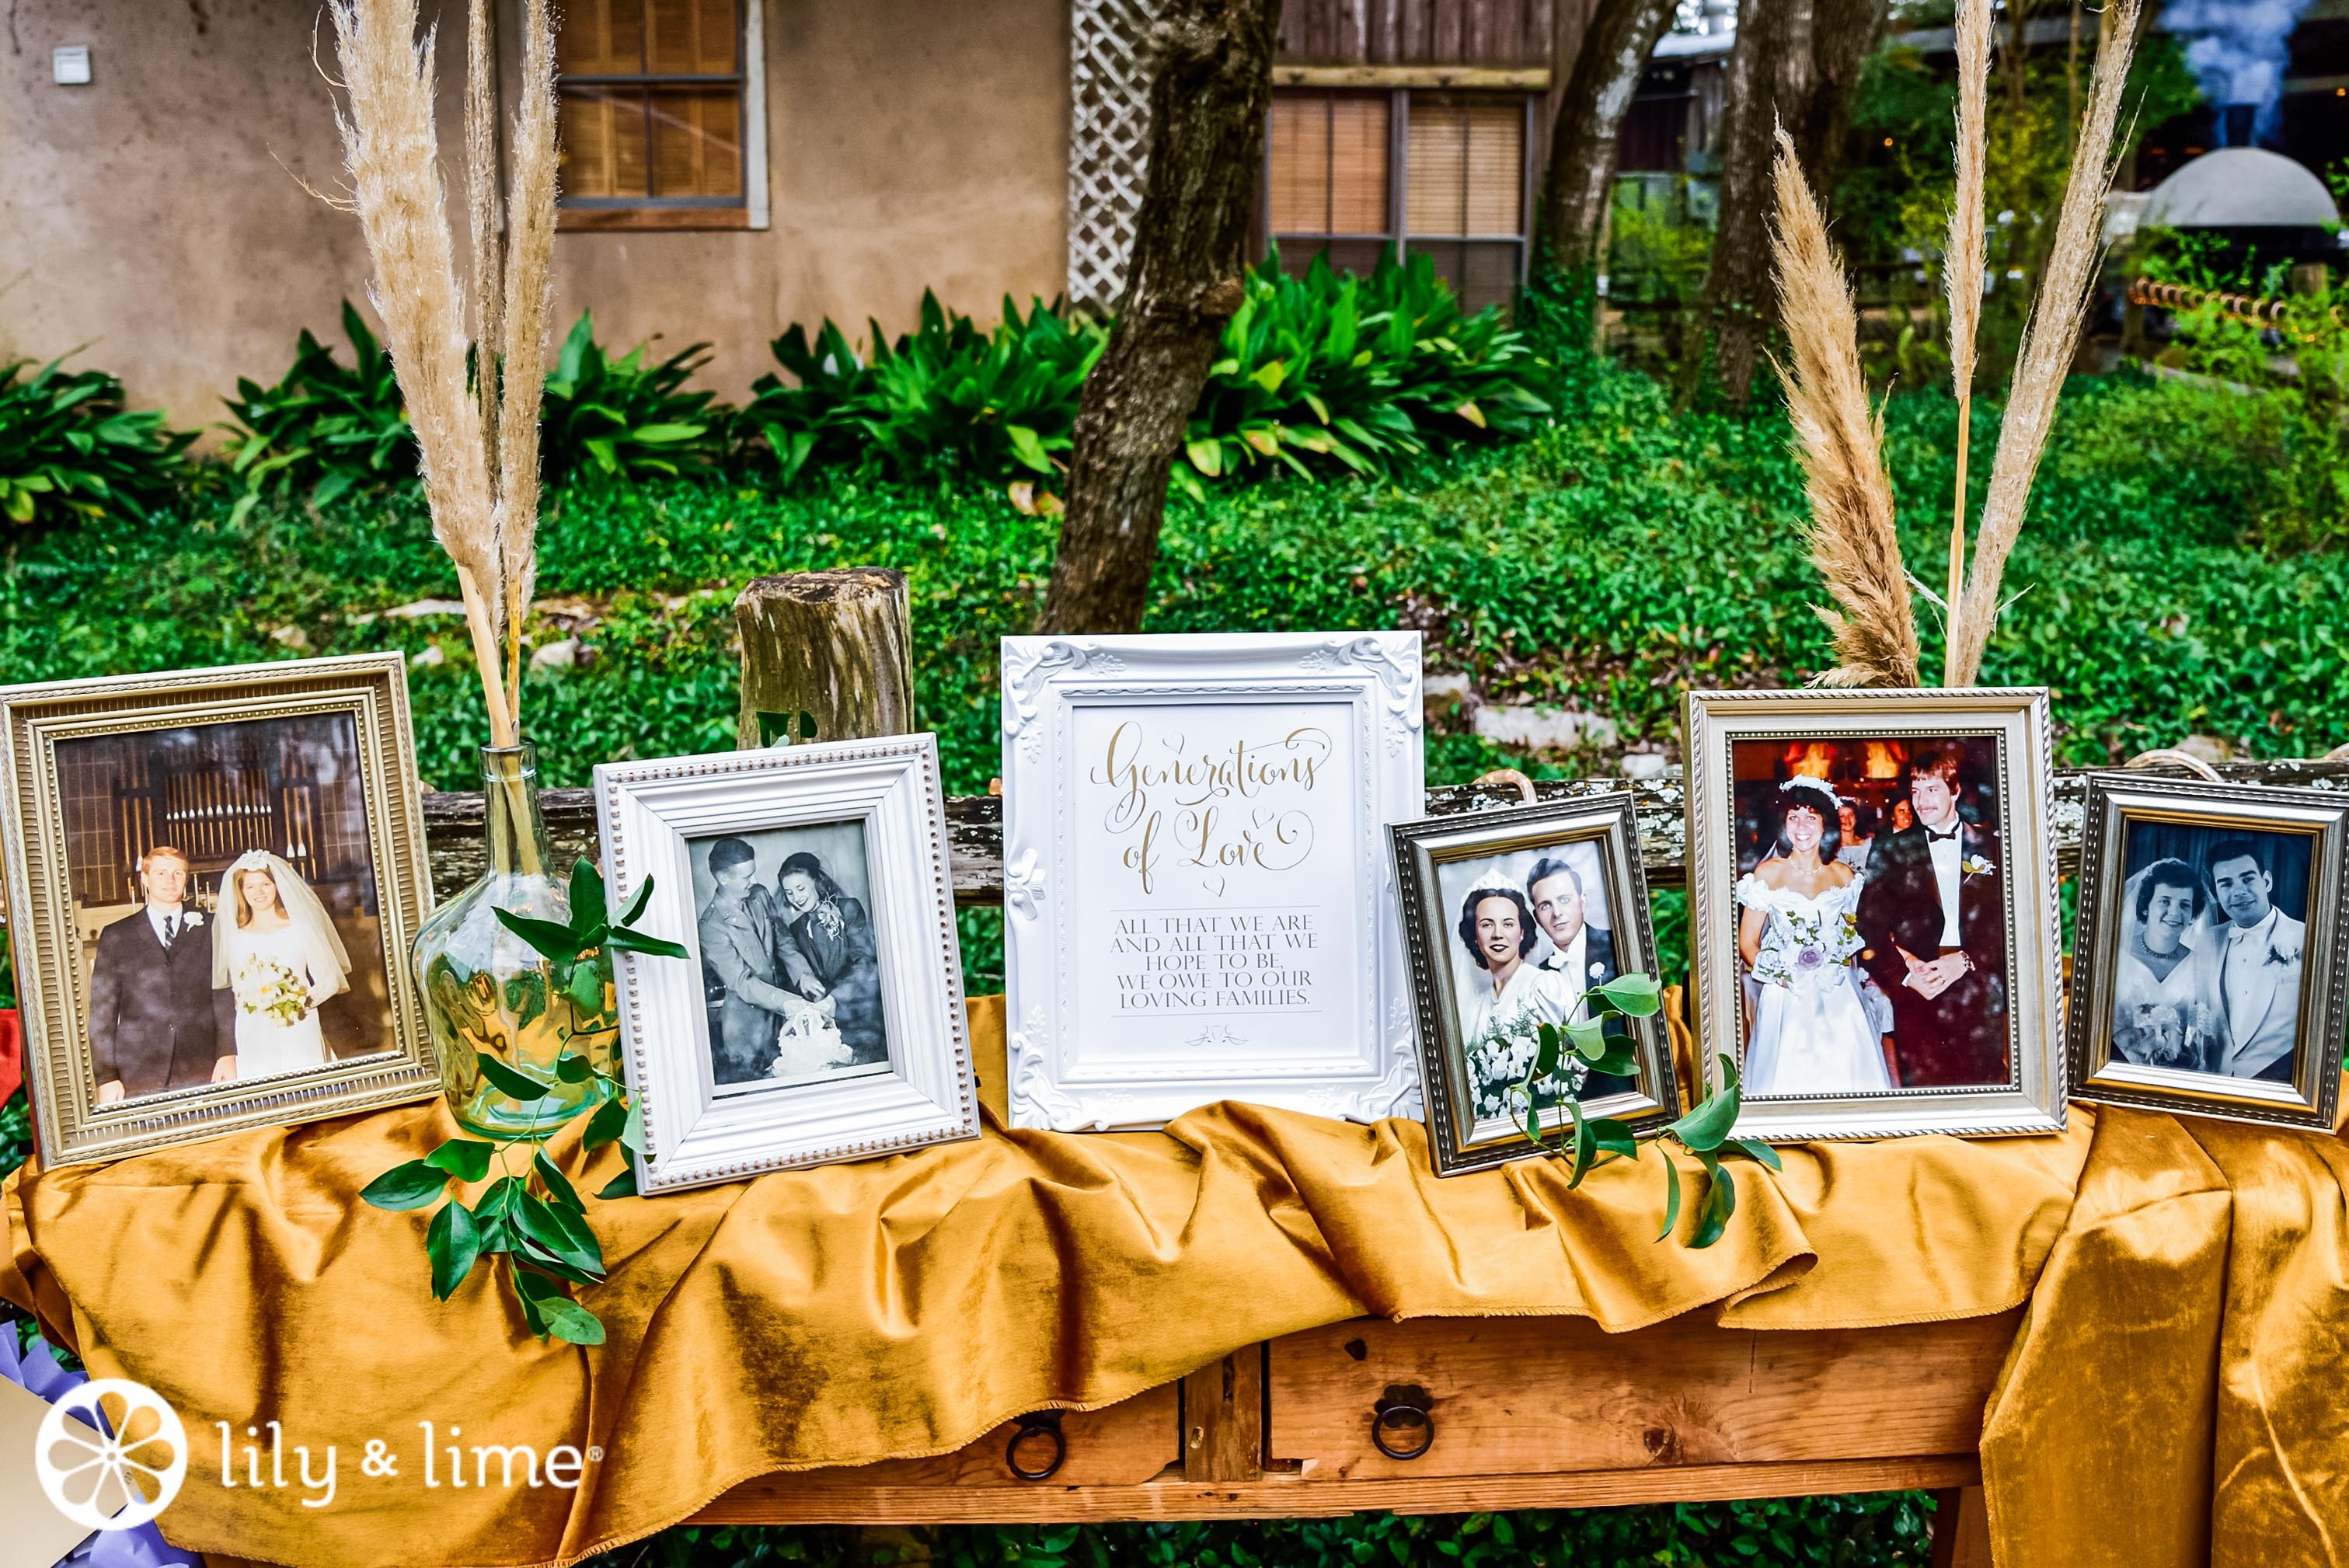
[1,655,439,1168]
[2067,773,2348,1131]
[1683,687,2067,1141]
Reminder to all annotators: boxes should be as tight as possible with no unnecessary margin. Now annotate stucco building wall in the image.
[0,0,1070,423]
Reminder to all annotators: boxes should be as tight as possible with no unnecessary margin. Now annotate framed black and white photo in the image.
[0,655,439,1168]
[2068,774,2348,1131]
[1684,687,2067,1140]
[593,735,977,1193]
[999,632,1425,1131]
[1391,795,1679,1175]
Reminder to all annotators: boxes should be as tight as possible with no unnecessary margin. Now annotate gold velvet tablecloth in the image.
[2,996,2340,1567]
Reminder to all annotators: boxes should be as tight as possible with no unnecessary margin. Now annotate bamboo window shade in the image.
[1262,89,1528,312]
[557,0,744,204]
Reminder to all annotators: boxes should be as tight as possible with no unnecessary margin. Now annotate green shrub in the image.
[1177,251,1551,494]
[540,312,732,486]
[739,293,1103,489]
[0,357,190,529]
[219,301,416,521]
[2139,257,2347,551]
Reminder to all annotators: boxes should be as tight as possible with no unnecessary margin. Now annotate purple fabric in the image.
[2,1324,194,1568]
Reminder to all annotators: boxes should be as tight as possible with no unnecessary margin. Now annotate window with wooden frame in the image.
[1261,87,1535,314]
[556,0,768,231]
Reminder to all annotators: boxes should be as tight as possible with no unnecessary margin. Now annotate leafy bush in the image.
[2138,257,2347,550]
[594,1496,1936,1567]
[1177,251,1551,494]
[739,293,1103,489]
[0,358,189,529]
[219,301,416,521]
[540,313,731,486]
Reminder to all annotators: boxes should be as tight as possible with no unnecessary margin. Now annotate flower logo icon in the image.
[35,1378,188,1531]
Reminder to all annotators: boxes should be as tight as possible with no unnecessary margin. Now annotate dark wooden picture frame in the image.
[1390,793,1679,1175]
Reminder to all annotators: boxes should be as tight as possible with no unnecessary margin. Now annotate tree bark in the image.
[1699,0,1786,405]
[1535,0,1682,277]
[1038,0,1283,636]
[734,569,915,747]
[1792,0,1887,199]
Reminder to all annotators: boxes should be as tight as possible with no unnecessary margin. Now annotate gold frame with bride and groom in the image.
[0,655,437,1168]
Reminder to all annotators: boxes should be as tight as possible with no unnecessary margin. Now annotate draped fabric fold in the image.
[2,998,2340,1567]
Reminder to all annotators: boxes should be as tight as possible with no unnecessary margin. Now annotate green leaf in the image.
[1584,1041,1640,1079]
[619,876,656,926]
[553,1052,596,1083]
[607,927,690,960]
[1669,1054,1744,1153]
[361,1159,449,1211]
[494,906,587,962]
[566,956,608,1015]
[583,1093,631,1152]
[1594,973,1664,1016]
[1533,1021,1562,1080]
[476,1051,555,1103]
[567,857,609,935]
[755,709,794,747]
[596,1166,638,1200]
[798,709,819,740]
[427,1200,483,1300]
[621,1096,646,1156]
[423,1138,497,1182]
[1726,1136,1784,1171]
[1185,437,1224,477]
[517,1188,605,1277]
[538,1294,608,1347]
[502,971,548,1029]
[1565,1017,1610,1062]
[1566,1097,1597,1188]
[534,1148,584,1212]
[1657,1156,1683,1243]
[1689,1153,1738,1249]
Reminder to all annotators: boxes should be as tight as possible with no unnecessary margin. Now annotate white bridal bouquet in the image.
[233,953,312,1026]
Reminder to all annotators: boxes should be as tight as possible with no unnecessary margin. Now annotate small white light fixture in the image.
[52,45,92,85]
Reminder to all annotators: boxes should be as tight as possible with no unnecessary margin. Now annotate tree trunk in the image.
[1536,0,1682,277]
[1699,0,1785,406]
[733,568,915,748]
[1037,0,1283,636]
[1792,0,1887,201]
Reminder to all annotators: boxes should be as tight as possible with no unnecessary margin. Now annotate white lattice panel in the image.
[1068,0,1158,315]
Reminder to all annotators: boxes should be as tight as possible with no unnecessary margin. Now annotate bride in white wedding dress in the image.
[1738,778,1894,1096]
[211,851,354,1079]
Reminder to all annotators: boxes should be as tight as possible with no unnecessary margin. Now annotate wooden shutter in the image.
[1267,91,1391,238]
[558,0,745,206]
[1405,97,1522,237]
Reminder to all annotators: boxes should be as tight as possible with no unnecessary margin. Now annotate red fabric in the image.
[0,1009,20,1107]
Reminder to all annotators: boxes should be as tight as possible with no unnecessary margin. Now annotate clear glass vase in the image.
[412,744,612,1139]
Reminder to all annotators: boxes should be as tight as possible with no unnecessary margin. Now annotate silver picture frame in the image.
[2068,772,2348,1131]
[1391,794,1680,1175]
[1684,686,2067,1141]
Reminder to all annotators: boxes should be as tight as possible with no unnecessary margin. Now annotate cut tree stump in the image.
[734,568,915,749]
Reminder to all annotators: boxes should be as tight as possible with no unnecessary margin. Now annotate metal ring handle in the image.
[1005,1411,1066,1482]
[1370,1396,1435,1462]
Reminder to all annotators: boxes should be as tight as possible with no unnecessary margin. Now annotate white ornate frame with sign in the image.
[594,735,978,1193]
[1002,632,1425,1130]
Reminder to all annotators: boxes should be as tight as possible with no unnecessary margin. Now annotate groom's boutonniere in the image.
[1960,854,1995,879]
[2264,941,2299,967]
[183,911,204,928]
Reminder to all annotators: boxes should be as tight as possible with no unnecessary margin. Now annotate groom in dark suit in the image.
[89,846,237,1102]
[1856,745,2009,1087]
[1528,855,1635,1099]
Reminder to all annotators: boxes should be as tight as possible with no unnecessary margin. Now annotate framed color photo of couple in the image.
[0,656,440,1168]
[1684,688,2066,1141]
[1392,794,1679,1175]
[2068,775,2349,1131]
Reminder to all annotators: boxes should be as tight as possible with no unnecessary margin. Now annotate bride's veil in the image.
[211,851,355,1000]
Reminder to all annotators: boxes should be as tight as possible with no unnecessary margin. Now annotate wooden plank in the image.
[727,1381,1180,1494]
[1276,64,1551,87]
[1931,1485,1995,1568]
[1432,0,1466,62]
[1183,1347,1267,1482]
[1266,1312,2019,1481]
[692,1454,1981,1524]
[420,761,2344,903]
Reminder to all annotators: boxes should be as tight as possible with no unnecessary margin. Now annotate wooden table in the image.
[694,1308,2007,1565]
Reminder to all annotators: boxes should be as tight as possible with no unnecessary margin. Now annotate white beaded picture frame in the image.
[594,736,977,1193]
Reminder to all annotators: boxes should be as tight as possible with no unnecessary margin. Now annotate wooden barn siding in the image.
[1278,0,1563,68]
